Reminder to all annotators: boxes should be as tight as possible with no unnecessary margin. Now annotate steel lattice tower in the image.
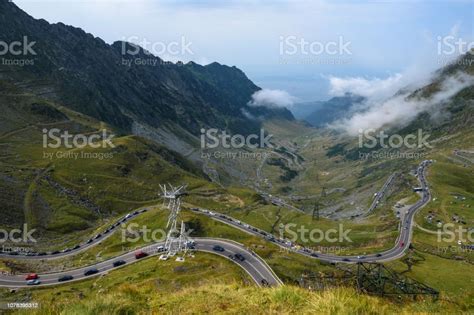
[159,184,193,260]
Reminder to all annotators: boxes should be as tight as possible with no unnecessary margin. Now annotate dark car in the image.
[51,251,60,255]
[310,253,318,258]
[58,275,74,282]
[38,252,47,256]
[87,239,93,244]
[343,258,350,262]
[212,245,225,252]
[84,268,99,276]
[376,253,382,257]
[234,253,245,262]
[73,245,80,250]
[261,279,269,286]
[113,260,126,267]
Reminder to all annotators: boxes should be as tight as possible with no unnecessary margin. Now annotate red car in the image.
[135,251,148,259]
[400,242,405,248]
[25,273,39,280]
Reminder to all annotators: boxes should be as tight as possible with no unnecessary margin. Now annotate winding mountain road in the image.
[0,208,150,260]
[0,160,432,288]
[192,160,432,264]
[366,172,397,215]
[0,238,282,288]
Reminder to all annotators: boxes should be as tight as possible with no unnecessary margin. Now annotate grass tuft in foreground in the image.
[20,283,465,315]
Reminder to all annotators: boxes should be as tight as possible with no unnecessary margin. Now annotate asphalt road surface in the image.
[0,238,281,288]
[0,208,150,260]
[192,160,432,264]
[0,160,431,288]
[366,172,397,214]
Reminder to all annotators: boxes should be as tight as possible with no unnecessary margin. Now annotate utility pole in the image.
[312,202,320,221]
[312,186,326,221]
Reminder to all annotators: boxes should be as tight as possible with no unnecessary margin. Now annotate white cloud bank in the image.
[248,89,297,108]
[329,72,474,135]
[328,74,404,101]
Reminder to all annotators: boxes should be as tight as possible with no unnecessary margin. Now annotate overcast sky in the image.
[14,0,474,102]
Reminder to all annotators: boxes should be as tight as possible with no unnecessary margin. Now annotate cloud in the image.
[329,72,474,135]
[241,108,256,120]
[328,74,404,101]
[248,89,297,108]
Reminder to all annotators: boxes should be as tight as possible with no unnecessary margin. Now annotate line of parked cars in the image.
[24,251,137,285]
[192,206,389,262]
[7,208,149,257]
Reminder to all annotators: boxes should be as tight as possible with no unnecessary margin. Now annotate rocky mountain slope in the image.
[0,0,293,140]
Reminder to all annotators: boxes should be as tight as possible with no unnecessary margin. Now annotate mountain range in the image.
[293,93,365,127]
[0,0,293,141]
